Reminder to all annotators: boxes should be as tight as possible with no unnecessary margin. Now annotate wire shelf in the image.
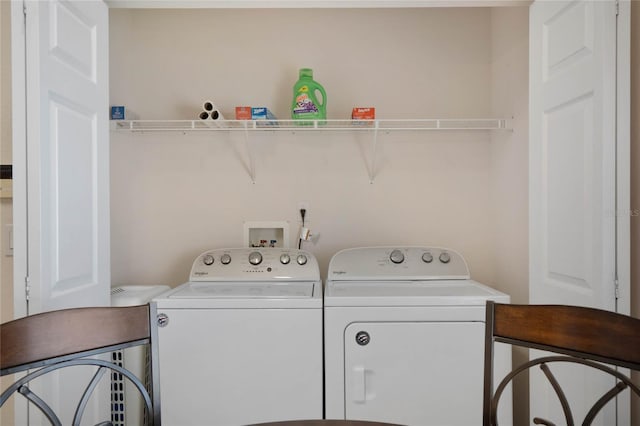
[110,118,512,132]
[110,117,514,183]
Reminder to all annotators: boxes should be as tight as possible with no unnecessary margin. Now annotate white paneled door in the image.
[529,0,627,424]
[16,0,110,423]
[25,0,109,313]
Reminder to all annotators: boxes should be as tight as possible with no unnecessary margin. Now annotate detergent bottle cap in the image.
[299,68,313,78]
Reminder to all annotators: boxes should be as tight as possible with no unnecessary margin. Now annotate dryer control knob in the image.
[390,249,405,264]
[220,254,232,265]
[203,254,214,266]
[248,251,263,265]
[439,252,451,264]
[296,254,308,265]
[422,252,434,263]
[280,254,291,264]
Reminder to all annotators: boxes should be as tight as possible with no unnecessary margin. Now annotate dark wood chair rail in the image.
[491,302,640,369]
[250,421,404,426]
[483,301,640,426]
[1,305,161,426]
[1,305,151,372]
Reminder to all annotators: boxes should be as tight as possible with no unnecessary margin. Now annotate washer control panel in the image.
[328,246,470,281]
[190,248,319,282]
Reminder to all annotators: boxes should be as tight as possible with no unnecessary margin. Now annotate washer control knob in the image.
[203,254,214,266]
[280,254,291,264]
[422,252,434,263]
[296,254,308,265]
[220,254,231,265]
[248,251,263,265]
[390,249,405,264]
[439,252,451,264]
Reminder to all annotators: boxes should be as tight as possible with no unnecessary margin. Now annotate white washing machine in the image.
[324,247,512,426]
[152,248,323,426]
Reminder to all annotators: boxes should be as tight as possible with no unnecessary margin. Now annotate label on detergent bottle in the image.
[293,87,320,115]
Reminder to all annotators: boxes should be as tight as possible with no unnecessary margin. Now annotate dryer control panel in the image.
[190,248,320,282]
[328,246,470,281]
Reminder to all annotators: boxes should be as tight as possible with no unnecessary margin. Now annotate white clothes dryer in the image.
[324,247,512,426]
[152,248,323,426]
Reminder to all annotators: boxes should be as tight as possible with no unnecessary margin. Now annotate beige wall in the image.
[489,8,529,304]
[490,7,529,425]
[0,0,13,333]
[0,0,13,318]
[0,1,14,424]
[109,8,505,287]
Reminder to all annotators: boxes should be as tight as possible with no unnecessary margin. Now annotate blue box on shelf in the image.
[251,107,277,120]
[110,106,125,120]
[251,107,277,127]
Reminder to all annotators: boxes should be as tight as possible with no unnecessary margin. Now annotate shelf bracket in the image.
[369,121,380,184]
[244,121,256,184]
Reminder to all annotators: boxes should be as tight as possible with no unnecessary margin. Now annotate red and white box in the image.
[351,107,375,120]
[235,106,252,120]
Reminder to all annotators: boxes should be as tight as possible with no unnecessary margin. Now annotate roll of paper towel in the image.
[200,100,224,120]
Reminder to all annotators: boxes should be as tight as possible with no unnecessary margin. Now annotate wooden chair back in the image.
[0,304,161,426]
[483,301,640,426]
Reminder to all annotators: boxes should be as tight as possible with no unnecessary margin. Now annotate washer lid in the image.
[169,281,315,299]
[324,280,509,306]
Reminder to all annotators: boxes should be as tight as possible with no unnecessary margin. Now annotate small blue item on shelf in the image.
[251,107,277,126]
[111,106,125,120]
[251,107,277,120]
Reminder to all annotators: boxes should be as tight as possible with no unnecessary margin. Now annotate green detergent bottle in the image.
[291,68,327,123]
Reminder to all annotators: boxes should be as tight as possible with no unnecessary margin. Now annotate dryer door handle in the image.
[352,366,367,402]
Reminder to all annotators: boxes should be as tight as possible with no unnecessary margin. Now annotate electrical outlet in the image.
[298,201,310,224]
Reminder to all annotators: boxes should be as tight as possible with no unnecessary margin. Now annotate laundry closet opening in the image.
[107,6,529,423]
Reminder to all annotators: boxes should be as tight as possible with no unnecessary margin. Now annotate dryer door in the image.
[344,321,484,426]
